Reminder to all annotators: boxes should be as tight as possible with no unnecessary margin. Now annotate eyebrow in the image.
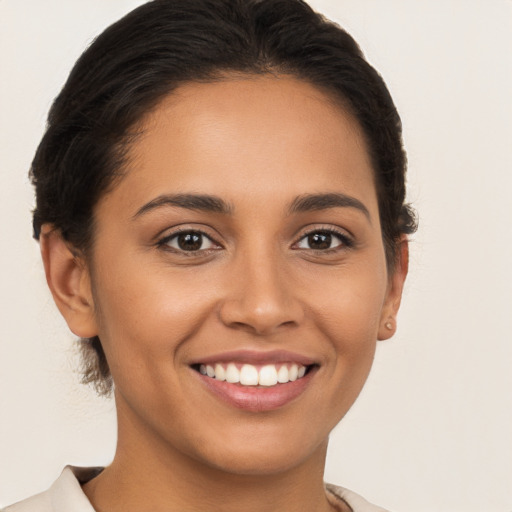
[133,193,233,218]
[288,193,371,220]
[133,191,370,221]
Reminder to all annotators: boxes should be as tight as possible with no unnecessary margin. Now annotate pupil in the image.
[178,233,202,251]
[308,232,331,249]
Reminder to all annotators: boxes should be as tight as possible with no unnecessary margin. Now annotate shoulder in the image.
[326,483,392,512]
[2,491,52,512]
[2,467,101,512]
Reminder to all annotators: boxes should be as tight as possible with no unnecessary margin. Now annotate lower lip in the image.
[195,368,316,412]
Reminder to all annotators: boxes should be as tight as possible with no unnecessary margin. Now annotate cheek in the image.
[306,259,387,346]
[319,289,380,378]
[90,260,214,380]
[303,260,387,401]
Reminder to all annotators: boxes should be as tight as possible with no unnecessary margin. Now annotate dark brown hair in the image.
[31,0,417,395]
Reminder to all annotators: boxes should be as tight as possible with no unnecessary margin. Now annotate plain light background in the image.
[1,1,511,511]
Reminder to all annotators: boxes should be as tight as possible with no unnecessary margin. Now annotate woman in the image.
[4,0,416,511]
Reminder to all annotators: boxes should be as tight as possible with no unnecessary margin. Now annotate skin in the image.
[41,75,408,512]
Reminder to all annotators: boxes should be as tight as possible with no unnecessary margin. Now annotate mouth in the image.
[192,362,311,387]
[189,352,318,412]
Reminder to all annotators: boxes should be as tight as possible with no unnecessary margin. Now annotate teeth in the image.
[199,362,308,387]
[259,365,278,386]
[225,363,240,383]
[240,364,259,385]
[214,363,226,381]
[289,364,298,382]
[277,365,289,383]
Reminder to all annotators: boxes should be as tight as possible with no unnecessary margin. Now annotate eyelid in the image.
[292,225,354,250]
[156,226,223,253]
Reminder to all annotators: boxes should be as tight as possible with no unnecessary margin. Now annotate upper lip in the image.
[189,349,317,367]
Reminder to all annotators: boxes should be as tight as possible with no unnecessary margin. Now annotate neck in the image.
[83,400,339,512]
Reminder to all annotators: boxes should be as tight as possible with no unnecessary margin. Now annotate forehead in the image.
[101,75,377,217]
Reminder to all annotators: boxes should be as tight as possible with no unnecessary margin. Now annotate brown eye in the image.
[163,231,217,252]
[296,230,347,250]
[307,232,332,250]
[178,233,202,251]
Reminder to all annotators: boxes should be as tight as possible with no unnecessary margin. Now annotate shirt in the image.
[2,466,390,512]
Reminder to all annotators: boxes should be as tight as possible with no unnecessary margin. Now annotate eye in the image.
[295,229,350,251]
[160,230,219,252]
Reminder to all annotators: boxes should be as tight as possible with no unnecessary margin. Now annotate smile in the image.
[197,362,308,387]
[191,352,318,412]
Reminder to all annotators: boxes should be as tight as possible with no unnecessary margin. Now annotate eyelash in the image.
[157,228,221,255]
[156,227,353,255]
[293,227,354,252]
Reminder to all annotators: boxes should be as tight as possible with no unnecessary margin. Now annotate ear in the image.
[378,237,409,341]
[39,225,98,338]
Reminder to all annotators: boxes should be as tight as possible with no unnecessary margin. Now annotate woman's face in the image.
[76,76,406,474]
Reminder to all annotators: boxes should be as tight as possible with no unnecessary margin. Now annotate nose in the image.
[218,250,304,336]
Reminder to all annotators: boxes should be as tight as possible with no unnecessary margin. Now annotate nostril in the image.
[218,298,303,336]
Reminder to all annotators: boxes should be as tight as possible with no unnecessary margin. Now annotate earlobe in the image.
[39,225,98,338]
[378,237,409,341]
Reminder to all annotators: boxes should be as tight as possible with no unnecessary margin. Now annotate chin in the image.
[203,449,319,477]
[185,427,329,477]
